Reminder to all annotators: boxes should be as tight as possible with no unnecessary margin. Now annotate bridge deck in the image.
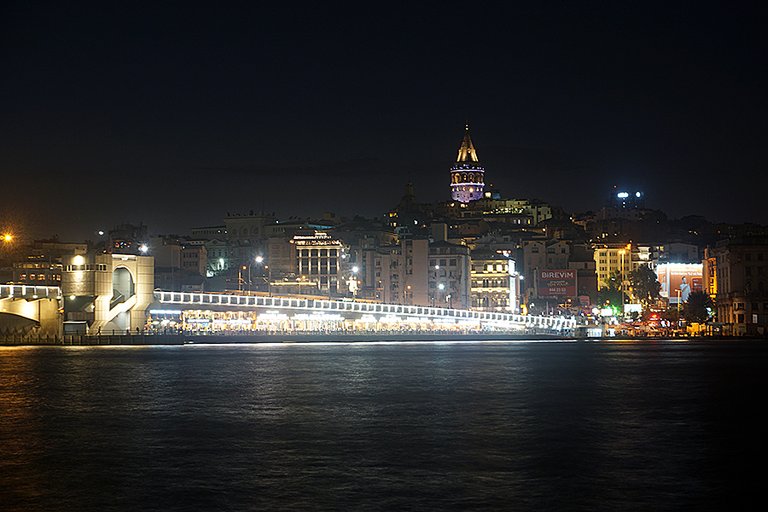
[154,291,576,330]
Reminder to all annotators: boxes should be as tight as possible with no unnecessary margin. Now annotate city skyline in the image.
[2,3,766,239]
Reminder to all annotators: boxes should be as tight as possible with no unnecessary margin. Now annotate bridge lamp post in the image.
[349,265,359,299]
[238,265,247,293]
[254,255,272,295]
[507,258,521,314]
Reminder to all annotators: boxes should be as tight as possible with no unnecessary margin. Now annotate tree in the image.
[629,265,661,306]
[683,291,714,324]
[597,270,627,306]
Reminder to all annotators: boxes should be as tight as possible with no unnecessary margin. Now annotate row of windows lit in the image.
[299,249,340,257]
[472,264,508,272]
[471,279,509,288]
[65,264,108,272]
[18,274,61,281]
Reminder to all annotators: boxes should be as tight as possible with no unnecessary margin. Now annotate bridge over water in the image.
[0,285,576,337]
[153,291,576,333]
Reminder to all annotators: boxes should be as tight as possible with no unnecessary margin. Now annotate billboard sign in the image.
[656,263,703,304]
[537,269,577,300]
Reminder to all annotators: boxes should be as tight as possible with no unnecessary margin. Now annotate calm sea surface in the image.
[0,340,765,511]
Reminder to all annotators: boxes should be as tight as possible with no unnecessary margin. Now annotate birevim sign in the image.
[537,269,577,300]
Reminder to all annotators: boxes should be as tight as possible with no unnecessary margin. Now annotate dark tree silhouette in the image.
[598,270,628,306]
[629,265,661,306]
[683,291,714,324]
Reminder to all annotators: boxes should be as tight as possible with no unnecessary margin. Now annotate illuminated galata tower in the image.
[449,124,485,202]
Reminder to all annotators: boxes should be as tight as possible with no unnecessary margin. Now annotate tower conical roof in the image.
[456,124,479,163]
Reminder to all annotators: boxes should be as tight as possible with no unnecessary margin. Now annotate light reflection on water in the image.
[0,340,764,511]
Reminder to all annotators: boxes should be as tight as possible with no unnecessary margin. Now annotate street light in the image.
[251,256,270,295]
[348,265,360,298]
[2,233,12,243]
[618,249,627,312]
[238,265,247,293]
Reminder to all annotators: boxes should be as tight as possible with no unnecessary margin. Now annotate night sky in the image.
[1,2,766,240]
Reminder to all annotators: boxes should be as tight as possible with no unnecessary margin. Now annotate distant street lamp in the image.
[238,265,247,293]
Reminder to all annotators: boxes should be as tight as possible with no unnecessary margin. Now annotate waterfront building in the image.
[593,243,641,302]
[429,240,471,309]
[190,225,227,240]
[708,238,768,336]
[375,239,429,306]
[8,240,88,286]
[293,231,343,294]
[703,247,717,300]
[520,239,596,307]
[470,248,513,311]
[225,211,274,245]
[204,239,229,274]
[374,233,471,309]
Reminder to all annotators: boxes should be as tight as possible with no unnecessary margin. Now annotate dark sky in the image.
[1,2,766,240]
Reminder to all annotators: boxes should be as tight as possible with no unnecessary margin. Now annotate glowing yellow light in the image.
[2,233,12,243]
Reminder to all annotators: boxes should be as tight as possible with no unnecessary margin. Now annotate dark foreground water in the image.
[0,340,765,511]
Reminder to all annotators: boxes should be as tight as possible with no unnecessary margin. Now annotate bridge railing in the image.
[0,285,62,300]
[153,290,577,330]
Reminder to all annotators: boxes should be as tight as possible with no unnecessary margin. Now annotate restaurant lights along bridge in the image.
[0,285,575,336]
[153,291,575,333]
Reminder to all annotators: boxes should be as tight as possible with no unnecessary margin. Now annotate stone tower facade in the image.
[450,125,485,202]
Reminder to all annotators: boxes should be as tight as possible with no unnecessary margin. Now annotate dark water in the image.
[0,340,765,511]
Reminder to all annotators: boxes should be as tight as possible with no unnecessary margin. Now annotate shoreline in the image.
[1,333,765,346]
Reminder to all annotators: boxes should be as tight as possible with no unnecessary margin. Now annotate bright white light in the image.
[617,192,629,199]
[438,283,445,290]
[98,230,105,236]
[255,255,264,263]
[352,266,359,273]
[139,244,149,254]
[635,191,642,197]
[73,255,85,266]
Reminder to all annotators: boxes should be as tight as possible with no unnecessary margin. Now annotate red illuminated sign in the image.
[537,269,577,299]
